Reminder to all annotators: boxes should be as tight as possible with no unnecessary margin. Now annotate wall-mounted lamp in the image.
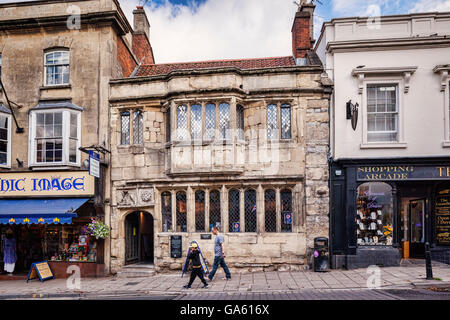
[346,100,359,131]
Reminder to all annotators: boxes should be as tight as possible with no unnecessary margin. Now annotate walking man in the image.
[208,226,231,281]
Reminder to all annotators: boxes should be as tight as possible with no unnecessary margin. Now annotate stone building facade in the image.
[108,3,332,274]
[0,0,153,276]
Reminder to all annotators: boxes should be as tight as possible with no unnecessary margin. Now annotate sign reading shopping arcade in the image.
[0,171,95,197]
[357,166,450,181]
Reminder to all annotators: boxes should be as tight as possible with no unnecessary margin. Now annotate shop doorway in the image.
[409,199,426,258]
[125,211,154,265]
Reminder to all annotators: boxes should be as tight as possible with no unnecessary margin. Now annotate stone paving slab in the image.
[0,264,449,298]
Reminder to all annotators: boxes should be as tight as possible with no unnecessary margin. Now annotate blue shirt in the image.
[214,234,224,257]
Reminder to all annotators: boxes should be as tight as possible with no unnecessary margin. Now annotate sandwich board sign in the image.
[181,241,209,278]
[26,261,55,282]
[89,151,100,178]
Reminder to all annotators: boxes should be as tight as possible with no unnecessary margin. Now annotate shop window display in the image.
[356,182,394,246]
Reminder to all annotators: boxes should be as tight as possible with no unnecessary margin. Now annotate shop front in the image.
[330,158,450,269]
[0,171,105,279]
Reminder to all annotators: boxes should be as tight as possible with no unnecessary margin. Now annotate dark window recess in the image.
[176,191,187,232]
[265,189,276,232]
[245,189,257,232]
[281,189,293,232]
[228,189,240,233]
[195,190,205,232]
[209,190,221,231]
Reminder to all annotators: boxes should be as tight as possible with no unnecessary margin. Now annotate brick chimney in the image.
[132,5,155,64]
[291,2,315,64]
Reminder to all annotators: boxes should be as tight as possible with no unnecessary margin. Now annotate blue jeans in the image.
[208,256,231,280]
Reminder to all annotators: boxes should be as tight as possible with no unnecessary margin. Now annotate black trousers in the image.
[188,267,207,286]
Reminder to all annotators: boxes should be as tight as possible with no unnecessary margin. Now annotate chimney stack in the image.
[291,2,315,64]
[133,5,150,39]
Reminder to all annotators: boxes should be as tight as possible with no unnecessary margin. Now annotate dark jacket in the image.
[188,249,202,267]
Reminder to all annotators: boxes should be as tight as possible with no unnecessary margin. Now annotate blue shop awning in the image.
[0,198,89,225]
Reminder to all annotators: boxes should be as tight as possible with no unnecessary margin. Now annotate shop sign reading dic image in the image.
[0,171,95,197]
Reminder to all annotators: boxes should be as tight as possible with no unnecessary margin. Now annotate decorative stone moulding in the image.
[116,187,155,208]
[352,66,418,94]
[433,65,450,92]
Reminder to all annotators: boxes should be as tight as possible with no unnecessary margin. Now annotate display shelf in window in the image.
[356,182,394,246]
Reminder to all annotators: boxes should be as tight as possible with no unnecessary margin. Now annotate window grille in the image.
[267,104,278,140]
[191,104,202,140]
[219,103,230,140]
[244,189,257,232]
[195,190,206,232]
[237,105,244,140]
[281,104,291,139]
[121,111,130,145]
[281,189,293,232]
[209,190,221,231]
[177,105,188,140]
[133,110,143,145]
[264,189,276,232]
[161,192,172,232]
[205,103,216,140]
[176,191,187,232]
[228,189,240,232]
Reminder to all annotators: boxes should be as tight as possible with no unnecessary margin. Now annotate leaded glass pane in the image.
[121,112,130,145]
[265,190,276,232]
[177,105,188,140]
[176,191,187,232]
[281,104,291,139]
[161,192,172,232]
[219,103,230,140]
[191,104,202,140]
[205,103,216,140]
[228,189,240,233]
[133,110,143,145]
[267,104,278,140]
[237,105,244,140]
[244,189,257,232]
[195,190,206,232]
[281,189,292,232]
[166,108,171,143]
[209,190,221,231]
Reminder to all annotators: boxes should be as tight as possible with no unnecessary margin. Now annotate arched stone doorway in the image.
[125,211,154,265]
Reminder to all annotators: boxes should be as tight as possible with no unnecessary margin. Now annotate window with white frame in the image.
[29,109,81,166]
[0,54,2,82]
[44,50,70,86]
[367,84,399,142]
[0,113,11,167]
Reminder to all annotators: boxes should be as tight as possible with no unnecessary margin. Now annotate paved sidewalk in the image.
[1,262,449,299]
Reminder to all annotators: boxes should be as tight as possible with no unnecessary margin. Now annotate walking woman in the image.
[3,229,17,275]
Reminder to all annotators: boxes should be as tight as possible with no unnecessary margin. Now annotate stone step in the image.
[116,269,155,278]
[116,264,155,278]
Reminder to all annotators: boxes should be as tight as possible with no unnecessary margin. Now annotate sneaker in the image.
[202,283,209,288]
[183,285,191,289]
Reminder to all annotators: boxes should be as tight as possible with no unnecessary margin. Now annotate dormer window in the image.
[44,50,70,86]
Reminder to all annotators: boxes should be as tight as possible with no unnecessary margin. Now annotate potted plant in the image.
[87,218,110,240]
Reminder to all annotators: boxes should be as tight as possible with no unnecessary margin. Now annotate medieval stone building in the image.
[108,3,332,274]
